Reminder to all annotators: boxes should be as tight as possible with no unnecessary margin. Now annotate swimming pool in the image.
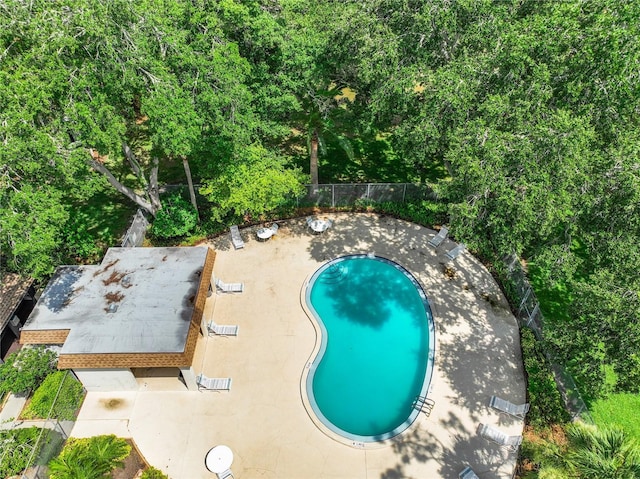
[303,255,435,443]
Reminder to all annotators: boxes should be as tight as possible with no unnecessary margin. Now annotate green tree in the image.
[294,86,354,188]
[201,144,305,222]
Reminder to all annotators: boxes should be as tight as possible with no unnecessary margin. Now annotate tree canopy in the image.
[1,0,639,399]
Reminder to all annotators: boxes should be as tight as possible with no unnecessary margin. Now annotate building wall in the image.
[74,368,139,391]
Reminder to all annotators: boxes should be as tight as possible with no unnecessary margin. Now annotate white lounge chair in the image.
[207,320,239,336]
[445,243,466,260]
[478,423,522,451]
[196,374,232,391]
[230,225,244,249]
[428,226,448,247]
[459,466,479,479]
[489,395,530,419]
[215,278,244,293]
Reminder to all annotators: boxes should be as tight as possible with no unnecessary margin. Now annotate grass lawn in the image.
[590,393,640,442]
[64,182,138,263]
[288,128,447,184]
[527,249,640,442]
[525,261,574,327]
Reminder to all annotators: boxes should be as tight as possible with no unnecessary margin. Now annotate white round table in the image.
[256,227,273,240]
[205,445,233,474]
[309,220,327,233]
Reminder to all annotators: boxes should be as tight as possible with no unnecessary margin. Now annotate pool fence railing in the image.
[502,253,592,422]
[161,182,439,209]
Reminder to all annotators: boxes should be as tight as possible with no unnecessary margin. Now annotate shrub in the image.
[0,346,57,395]
[151,193,198,239]
[0,427,42,478]
[357,199,449,228]
[141,466,170,479]
[22,371,85,420]
[521,328,571,428]
[49,435,131,479]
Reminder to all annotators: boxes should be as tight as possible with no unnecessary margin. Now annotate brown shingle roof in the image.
[0,273,33,331]
[20,247,215,370]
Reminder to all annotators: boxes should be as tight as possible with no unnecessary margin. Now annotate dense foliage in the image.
[140,467,170,479]
[1,0,638,399]
[523,423,640,479]
[0,427,43,478]
[0,347,58,396]
[48,435,131,479]
[150,193,198,239]
[22,370,86,421]
[521,328,570,428]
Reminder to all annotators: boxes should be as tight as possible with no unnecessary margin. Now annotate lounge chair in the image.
[196,374,232,391]
[478,423,522,451]
[489,395,530,419]
[445,243,466,261]
[230,225,244,249]
[215,278,244,293]
[428,226,448,247]
[459,466,479,479]
[217,469,234,479]
[207,320,239,336]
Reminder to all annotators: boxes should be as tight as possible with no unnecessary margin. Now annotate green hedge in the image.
[521,327,570,429]
[22,371,85,421]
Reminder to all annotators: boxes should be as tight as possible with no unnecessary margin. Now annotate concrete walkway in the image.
[70,213,526,479]
[0,393,27,426]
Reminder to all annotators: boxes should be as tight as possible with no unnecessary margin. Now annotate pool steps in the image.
[412,395,435,417]
[318,264,347,283]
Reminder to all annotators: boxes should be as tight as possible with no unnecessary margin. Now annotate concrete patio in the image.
[70,213,526,479]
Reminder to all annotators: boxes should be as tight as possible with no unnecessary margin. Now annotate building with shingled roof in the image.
[20,246,215,391]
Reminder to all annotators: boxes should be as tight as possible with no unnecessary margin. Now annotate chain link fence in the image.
[121,209,149,248]
[295,183,437,207]
[0,370,85,479]
[502,253,591,422]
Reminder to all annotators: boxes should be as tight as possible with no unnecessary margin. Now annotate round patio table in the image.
[205,445,233,474]
[256,227,273,240]
[309,219,329,233]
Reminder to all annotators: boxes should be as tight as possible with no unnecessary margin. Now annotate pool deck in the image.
[71,213,526,479]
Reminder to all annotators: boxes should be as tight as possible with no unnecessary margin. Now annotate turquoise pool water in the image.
[305,255,434,442]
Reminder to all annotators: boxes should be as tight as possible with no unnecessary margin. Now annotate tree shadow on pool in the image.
[316,258,427,329]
